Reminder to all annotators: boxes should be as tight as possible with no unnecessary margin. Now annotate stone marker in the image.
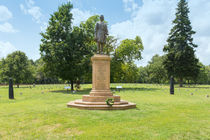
[9,78,14,99]
[170,76,174,95]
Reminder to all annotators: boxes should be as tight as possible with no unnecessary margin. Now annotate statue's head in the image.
[100,15,104,22]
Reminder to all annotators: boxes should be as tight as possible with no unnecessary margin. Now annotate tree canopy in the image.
[111,36,144,83]
[163,0,200,87]
[0,51,33,87]
[40,2,89,90]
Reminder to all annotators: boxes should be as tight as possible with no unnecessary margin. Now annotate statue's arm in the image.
[105,24,108,35]
[95,23,98,38]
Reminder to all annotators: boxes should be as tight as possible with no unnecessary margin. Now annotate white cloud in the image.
[0,5,17,33]
[123,0,139,12]
[20,4,27,14]
[0,41,17,58]
[0,22,17,33]
[189,0,210,47]
[26,0,35,7]
[40,22,48,32]
[20,0,43,24]
[0,5,12,22]
[72,8,93,26]
[20,1,93,31]
[28,6,42,23]
[111,0,210,66]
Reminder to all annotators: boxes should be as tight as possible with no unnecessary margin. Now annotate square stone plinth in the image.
[67,54,136,110]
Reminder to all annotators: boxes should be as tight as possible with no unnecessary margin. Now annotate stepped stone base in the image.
[66,54,136,110]
[82,95,120,102]
[67,99,136,110]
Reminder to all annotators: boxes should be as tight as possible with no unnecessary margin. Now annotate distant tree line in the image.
[0,52,63,87]
[0,0,209,88]
[138,54,210,85]
[1,51,210,87]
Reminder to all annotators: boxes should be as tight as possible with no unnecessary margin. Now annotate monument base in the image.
[67,99,136,110]
[67,54,136,110]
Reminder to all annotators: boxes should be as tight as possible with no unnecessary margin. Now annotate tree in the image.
[0,59,3,83]
[138,66,149,83]
[147,54,168,84]
[121,62,139,83]
[115,36,143,63]
[34,58,61,84]
[206,65,210,84]
[40,2,89,90]
[163,0,200,87]
[111,36,144,83]
[1,51,34,87]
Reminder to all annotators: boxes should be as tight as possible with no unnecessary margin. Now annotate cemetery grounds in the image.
[0,83,210,139]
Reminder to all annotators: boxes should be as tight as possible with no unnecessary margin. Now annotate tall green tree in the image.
[34,58,61,84]
[147,54,168,84]
[115,36,143,63]
[163,0,200,87]
[0,51,34,87]
[138,66,149,83]
[121,62,139,83]
[40,2,89,90]
[111,36,144,82]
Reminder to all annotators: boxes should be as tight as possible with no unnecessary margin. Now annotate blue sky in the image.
[0,0,210,66]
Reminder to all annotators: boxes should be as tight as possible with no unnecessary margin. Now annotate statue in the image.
[95,15,108,54]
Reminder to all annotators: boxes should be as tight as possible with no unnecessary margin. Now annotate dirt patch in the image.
[39,123,62,132]
[0,130,7,137]
[64,128,83,136]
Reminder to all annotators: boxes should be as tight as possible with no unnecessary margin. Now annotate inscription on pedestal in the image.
[95,61,108,89]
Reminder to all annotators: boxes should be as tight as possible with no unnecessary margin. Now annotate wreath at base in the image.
[106,98,114,107]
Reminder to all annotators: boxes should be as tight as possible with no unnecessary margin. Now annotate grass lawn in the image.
[0,83,210,140]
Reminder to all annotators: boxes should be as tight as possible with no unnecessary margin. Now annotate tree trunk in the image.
[70,80,74,91]
[179,78,183,87]
[17,84,19,88]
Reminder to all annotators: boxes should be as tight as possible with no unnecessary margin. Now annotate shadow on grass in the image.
[51,87,159,95]
[0,86,34,89]
[111,87,159,92]
[180,86,210,89]
[51,88,91,95]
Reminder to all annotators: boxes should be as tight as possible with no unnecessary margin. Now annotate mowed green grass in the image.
[0,84,210,140]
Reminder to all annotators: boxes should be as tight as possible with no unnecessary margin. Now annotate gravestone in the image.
[170,76,174,95]
[9,78,14,99]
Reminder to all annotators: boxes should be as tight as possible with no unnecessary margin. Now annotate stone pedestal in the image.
[67,54,136,110]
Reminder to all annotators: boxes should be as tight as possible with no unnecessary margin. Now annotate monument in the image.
[67,15,136,110]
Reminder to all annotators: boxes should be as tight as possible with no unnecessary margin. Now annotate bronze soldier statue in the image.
[95,15,108,54]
